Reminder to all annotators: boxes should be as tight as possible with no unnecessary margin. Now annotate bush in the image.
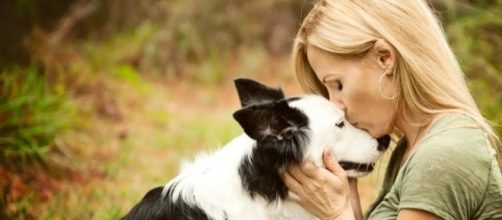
[441,0,502,135]
[0,66,74,163]
[130,0,310,79]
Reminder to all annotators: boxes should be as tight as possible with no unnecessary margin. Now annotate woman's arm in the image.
[348,178,363,220]
[398,209,442,220]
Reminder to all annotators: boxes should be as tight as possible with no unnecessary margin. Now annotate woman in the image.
[283,0,502,219]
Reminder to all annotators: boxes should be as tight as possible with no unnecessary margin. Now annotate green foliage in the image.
[115,64,150,94]
[443,0,502,135]
[0,66,74,162]
[139,0,306,81]
[188,47,226,84]
[14,0,36,13]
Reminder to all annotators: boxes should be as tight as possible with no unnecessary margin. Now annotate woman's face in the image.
[306,45,396,138]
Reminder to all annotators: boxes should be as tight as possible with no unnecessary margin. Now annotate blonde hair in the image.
[291,0,502,169]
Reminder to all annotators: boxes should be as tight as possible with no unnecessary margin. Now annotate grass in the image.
[36,84,385,219]
[0,66,75,162]
[27,74,247,219]
[36,76,389,219]
[4,50,382,218]
[0,17,393,219]
[0,14,386,218]
[0,51,388,219]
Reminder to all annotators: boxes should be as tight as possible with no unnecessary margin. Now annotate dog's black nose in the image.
[377,135,391,151]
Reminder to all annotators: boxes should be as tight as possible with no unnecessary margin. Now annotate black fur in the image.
[238,129,309,202]
[233,99,308,141]
[234,78,285,107]
[122,183,211,220]
[233,81,310,202]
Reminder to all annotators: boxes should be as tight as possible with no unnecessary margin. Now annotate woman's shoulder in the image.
[395,113,502,220]
[413,113,494,163]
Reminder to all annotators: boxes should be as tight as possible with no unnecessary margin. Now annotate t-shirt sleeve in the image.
[395,129,492,220]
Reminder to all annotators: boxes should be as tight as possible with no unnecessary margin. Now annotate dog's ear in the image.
[233,100,307,141]
[234,78,285,107]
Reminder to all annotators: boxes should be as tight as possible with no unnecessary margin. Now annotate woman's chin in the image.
[370,130,388,139]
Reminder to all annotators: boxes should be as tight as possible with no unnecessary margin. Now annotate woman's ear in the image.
[373,39,396,74]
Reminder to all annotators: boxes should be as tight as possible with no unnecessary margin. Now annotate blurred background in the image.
[0,0,501,219]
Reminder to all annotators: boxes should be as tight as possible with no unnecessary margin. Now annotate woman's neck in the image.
[395,114,440,151]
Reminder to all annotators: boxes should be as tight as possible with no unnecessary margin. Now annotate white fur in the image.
[161,95,383,220]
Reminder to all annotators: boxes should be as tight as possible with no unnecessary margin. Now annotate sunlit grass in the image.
[0,66,75,162]
[33,74,245,218]
[34,71,389,218]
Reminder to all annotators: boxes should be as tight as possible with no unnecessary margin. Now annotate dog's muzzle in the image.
[377,135,391,151]
[338,161,375,172]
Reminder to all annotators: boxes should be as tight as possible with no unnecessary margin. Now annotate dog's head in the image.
[233,78,389,177]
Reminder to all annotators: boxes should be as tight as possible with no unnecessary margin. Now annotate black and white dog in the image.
[123,78,390,220]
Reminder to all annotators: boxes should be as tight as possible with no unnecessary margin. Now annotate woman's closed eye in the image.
[325,80,343,91]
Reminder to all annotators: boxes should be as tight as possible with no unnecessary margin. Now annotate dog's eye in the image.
[335,120,345,128]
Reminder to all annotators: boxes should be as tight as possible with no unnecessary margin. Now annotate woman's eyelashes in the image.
[326,80,343,91]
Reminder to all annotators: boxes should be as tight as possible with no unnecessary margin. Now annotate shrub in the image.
[0,66,74,163]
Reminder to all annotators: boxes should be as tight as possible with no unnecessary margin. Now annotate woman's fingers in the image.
[285,149,350,198]
[283,170,305,196]
[290,161,335,195]
[289,164,311,181]
[287,162,325,195]
[282,154,354,219]
[298,149,346,179]
[323,149,346,175]
[300,160,321,178]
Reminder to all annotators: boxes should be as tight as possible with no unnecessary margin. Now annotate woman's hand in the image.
[283,149,355,220]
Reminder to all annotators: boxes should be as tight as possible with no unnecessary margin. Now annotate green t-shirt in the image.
[364,114,502,220]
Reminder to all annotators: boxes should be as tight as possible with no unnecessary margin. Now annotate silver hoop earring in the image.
[378,73,397,100]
